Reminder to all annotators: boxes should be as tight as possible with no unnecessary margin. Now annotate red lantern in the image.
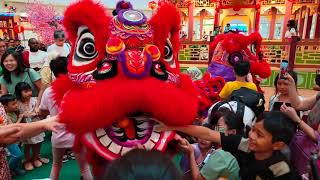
[13,25,24,34]
[148,1,157,10]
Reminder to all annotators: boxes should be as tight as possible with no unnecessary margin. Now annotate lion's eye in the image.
[72,26,98,66]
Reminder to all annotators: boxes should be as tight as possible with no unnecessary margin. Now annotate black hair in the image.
[209,107,244,135]
[256,111,295,144]
[0,94,16,106]
[14,82,32,101]
[234,61,250,77]
[28,38,37,45]
[202,122,214,130]
[274,70,298,95]
[54,30,65,39]
[227,23,230,26]
[287,20,297,29]
[224,111,244,135]
[50,56,68,77]
[208,107,231,126]
[102,149,182,180]
[1,51,26,83]
[112,9,118,16]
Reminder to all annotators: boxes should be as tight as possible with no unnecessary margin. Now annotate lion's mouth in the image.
[83,113,175,160]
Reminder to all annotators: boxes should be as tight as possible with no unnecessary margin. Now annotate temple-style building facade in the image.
[170,0,319,40]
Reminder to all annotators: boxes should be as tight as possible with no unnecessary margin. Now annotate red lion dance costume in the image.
[52,0,198,176]
[208,32,271,92]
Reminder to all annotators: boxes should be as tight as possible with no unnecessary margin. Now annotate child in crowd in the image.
[219,61,257,99]
[179,111,240,180]
[157,111,300,179]
[39,57,93,180]
[15,82,48,171]
[180,123,215,178]
[0,94,25,176]
[269,70,304,116]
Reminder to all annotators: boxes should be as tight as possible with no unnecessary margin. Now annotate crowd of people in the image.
[0,27,318,180]
[0,30,93,180]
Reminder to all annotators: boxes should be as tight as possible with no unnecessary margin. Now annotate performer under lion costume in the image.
[52,0,198,175]
[208,32,271,92]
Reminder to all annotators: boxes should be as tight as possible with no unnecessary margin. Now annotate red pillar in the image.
[282,0,293,39]
[305,13,313,39]
[269,7,277,39]
[314,4,320,39]
[188,3,194,41]
[214,7,220,27]
[200,10,205,39]
[255,4,261,32]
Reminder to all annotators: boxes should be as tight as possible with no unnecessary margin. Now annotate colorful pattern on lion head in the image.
[52,0,198,163]
[208,32,271,91]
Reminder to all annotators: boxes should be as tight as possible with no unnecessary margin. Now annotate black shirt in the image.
[220,133,301,180]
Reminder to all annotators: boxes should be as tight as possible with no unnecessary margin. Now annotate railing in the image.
[295,39,320,67]
[220,0,256,6]
[294,0,317,3]
[170,0,215,8]
[194,0,215,7]
[261,0,285,5]
[261,41,290,66]
[179,41,210,63]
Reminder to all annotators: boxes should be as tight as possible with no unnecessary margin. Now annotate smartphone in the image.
[316,69,320,86]
[273,102,291,111]
[280,60,289,79]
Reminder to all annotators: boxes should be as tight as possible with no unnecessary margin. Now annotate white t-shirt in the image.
[285,28,297,38]
[39,87,75,148]
[29,50,48,69]
[47,43,71,58]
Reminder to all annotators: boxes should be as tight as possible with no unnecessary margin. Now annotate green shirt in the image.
[6,112,18,123]
[0,69,41,97]
[200,149,240,180]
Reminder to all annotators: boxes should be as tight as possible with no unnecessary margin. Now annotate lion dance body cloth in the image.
[52,0,199,175]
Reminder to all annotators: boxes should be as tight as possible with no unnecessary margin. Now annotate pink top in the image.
[40,87,75,148]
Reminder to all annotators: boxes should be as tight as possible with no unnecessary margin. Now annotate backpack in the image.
[229,87,265,117]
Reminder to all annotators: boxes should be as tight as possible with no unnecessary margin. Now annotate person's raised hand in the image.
[284,73,296,88]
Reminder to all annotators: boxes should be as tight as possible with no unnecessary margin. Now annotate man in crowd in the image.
[22,38,48,72]
[47,30,71,58]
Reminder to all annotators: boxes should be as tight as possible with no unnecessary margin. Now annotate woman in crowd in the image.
[0,51,44,112]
